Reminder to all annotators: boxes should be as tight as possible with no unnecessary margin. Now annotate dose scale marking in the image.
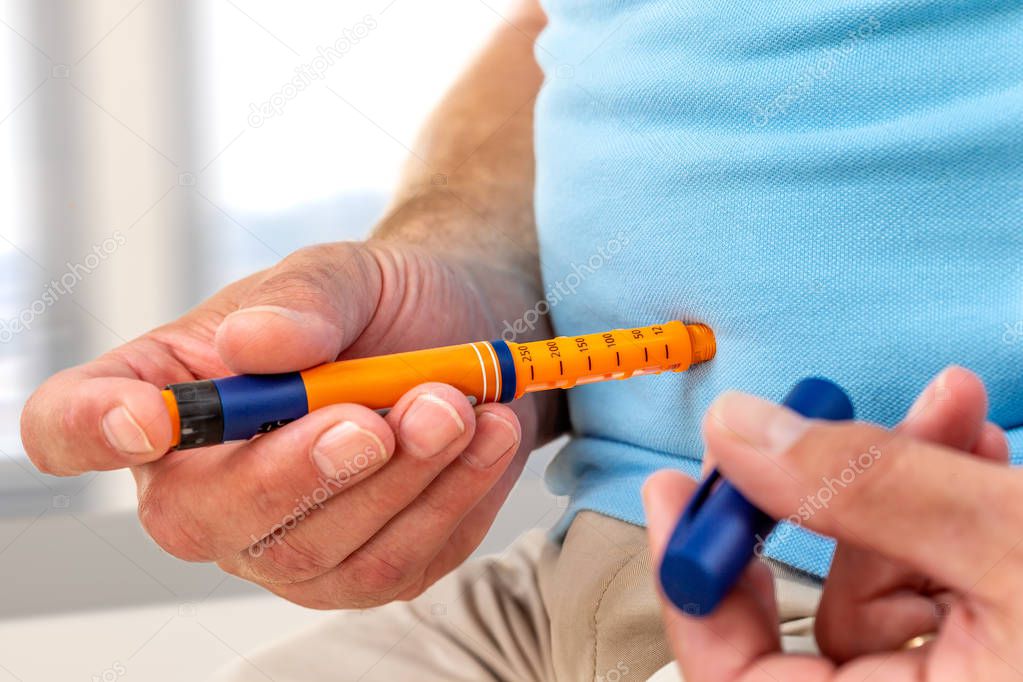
[161,320,715,449]
[509,321,714,395]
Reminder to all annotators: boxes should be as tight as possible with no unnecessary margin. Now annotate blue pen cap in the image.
[658,377,853,616]
[779,377,855,424]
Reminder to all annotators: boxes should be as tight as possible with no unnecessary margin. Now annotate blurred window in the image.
[0,0,509,485]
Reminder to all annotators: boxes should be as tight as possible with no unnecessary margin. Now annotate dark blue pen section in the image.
[490,340,518,403]
[214,372,310,442]
[659,377,854,616]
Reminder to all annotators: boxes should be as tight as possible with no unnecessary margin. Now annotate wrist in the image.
[370,199,549,342]
[372,190,468,244]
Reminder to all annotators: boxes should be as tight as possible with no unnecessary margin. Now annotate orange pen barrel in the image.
[301,341,504,411]
[506,321,715,399]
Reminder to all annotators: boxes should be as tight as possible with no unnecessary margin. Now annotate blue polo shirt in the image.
[533,0,1023,576]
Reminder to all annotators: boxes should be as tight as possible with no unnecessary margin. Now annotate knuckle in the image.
[340,547,416,601]
[231,458,341,582]
[136,484,213,562]
[254,531,338,583]
[416,484,458,519]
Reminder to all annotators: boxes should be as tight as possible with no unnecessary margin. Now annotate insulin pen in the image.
[161,320,716,450]
[659,377,854,616]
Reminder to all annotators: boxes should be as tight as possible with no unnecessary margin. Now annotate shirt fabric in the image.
[532,0,1023,576]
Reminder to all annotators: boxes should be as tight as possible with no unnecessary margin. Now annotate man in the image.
[21,1,1022,679]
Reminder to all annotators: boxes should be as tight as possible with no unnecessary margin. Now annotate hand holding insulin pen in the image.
[160,320,716,449]
[160,318,854,615]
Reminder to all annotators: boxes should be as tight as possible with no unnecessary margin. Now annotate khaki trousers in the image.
[213,511,821,682]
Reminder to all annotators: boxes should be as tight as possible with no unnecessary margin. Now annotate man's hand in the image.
[814,366,1010,661]
[22,241,549,608]
[22,0,550,610]
[644,367,1023,681]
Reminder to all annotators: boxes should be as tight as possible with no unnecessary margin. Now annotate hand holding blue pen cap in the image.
[658,378,854,616]
[644,368,1023,680]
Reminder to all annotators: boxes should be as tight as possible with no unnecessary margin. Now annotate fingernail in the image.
[101,406,154,454]
[463,412,519,469]
[906,366,955,421]
[933,366,957,402]
[226,305,316,326]
[707,392,809,455]
[312,421,387,480]
[399,393,465,458]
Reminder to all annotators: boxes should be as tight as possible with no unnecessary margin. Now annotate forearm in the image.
[372,1,547,321]
[372,2,565,441]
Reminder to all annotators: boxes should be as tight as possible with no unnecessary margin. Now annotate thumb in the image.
[642,469,699,561]
[215,244,381,373]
